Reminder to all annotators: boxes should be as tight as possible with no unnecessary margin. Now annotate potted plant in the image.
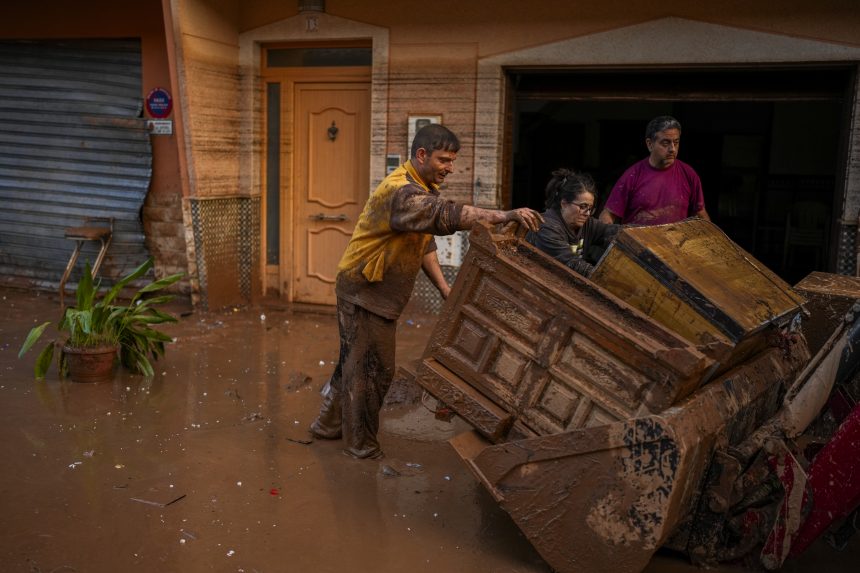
[19,257,184,382]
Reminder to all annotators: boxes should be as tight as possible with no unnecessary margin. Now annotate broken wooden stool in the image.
[58,216,113,308]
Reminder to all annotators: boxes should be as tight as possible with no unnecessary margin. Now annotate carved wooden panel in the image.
[418,224,713,442]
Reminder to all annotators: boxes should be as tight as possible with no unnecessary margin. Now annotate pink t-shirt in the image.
[604,158,705,225]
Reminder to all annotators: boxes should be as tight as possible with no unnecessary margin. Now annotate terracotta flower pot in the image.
[62,344,118,383]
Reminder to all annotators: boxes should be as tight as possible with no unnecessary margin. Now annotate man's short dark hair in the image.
[410,124,460,158]
[646,116,682,140]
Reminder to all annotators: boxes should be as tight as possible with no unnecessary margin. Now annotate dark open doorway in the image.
[508,67,854,284]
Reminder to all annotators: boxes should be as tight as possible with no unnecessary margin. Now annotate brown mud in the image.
[0,287,857,572]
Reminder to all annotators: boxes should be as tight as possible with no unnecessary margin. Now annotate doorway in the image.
[508,67,854,285]
[262,44,371,305]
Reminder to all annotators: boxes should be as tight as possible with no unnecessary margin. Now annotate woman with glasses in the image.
[525,168,620,277]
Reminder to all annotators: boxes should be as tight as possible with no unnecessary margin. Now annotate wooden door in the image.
[292,82,370,305]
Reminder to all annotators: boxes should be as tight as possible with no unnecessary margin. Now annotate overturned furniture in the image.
[405,219,860,573]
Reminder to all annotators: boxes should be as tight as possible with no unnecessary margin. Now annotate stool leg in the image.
[59,240,84,308]
[92,235,112,278]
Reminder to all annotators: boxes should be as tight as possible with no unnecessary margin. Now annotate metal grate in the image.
[838,221,858,276]
[410,231,470,314]
[190,196,260,309]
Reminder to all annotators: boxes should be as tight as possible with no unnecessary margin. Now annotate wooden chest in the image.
[414,223,712,442]
[590,218,805,373]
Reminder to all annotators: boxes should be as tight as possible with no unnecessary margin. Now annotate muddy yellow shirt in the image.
[335,160,462,319]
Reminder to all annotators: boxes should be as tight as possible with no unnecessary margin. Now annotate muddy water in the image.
[0,287,857,573]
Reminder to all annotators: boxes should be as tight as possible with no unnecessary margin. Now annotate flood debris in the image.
[406,219,860,573]
[242,412,264,423]
[285,370,313,391]
[130,493,186,508]
[286,437,312,445]
[381,464,401,478]
[380,462,425,478]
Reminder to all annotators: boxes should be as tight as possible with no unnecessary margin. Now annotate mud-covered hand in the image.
[504,208,544,232]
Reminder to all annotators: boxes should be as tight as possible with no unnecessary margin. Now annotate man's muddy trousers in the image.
[310,298,396,459]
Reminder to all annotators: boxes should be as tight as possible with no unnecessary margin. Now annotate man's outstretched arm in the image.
[458,205,543,232]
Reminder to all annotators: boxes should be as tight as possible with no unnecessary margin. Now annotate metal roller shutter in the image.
[0,38,152,290]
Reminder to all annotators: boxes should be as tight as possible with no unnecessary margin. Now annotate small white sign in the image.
[147,119,173,135]
[436,231,466,267]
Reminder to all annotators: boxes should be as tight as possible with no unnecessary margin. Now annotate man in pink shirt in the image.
[599,116,710,226]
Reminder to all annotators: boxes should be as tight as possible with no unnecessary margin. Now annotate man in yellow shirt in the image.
[310,124,543,459]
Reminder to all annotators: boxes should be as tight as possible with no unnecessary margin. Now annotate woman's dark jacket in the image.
[525,209,620,276]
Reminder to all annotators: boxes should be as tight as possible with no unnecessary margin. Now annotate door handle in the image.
[309,213,348,222]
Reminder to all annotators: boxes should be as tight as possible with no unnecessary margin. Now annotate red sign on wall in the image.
[145,87,173,119]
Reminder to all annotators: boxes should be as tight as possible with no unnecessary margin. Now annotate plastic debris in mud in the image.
[381,464,401,477]
[130,493,186,507]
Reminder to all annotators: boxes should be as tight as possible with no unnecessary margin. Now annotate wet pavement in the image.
[1,286,858,573]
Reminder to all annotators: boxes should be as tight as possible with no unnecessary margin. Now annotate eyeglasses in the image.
[571,202,595,214]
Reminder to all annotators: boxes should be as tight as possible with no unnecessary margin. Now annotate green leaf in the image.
[148,308,179,324]
[59,347,68,377]
[139,328,174,343]
[151,341,166,359]
[76,262,96,311]
[129,314,176,325]
[122,345,154,377]
[103,258,154,305]
[19,321,52,357]
[134,295,175,309]
[138,359,154,378]
[138,273,184,294]
[33,343,55,379]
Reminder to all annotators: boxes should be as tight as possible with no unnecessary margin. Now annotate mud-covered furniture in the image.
[59,216,113,308]
[590,218,805,374]
[414,222,712,442]
[406,221,815,573]
[794,271,860,355]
